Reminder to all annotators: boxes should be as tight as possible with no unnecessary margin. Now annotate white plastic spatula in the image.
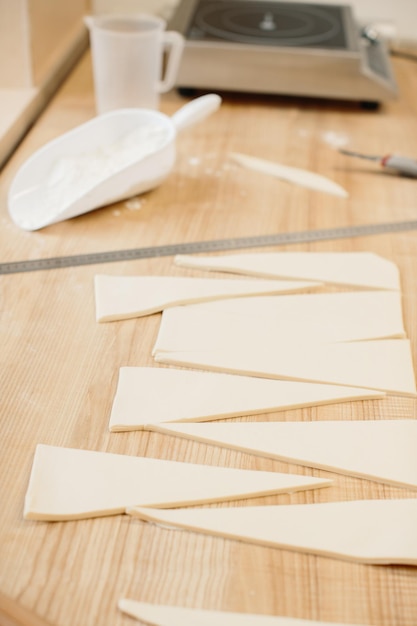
[8,94,221,231]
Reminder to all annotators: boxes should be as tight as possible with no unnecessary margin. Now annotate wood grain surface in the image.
[1,50,417,626]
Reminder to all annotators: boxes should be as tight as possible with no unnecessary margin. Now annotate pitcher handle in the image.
[158,31,185,94]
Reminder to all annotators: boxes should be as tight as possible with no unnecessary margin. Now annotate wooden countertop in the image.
[1,50,417,626]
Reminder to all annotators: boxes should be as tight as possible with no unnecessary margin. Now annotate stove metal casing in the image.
[168,0,398,103]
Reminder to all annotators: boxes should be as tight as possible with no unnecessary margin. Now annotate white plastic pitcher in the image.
[85,14,184,113]
[8,94,221,231]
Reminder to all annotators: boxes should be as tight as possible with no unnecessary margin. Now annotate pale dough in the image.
[23,444,331,521]
[154,339,417,397]
[127,499,417,565]
[153,291,405,356]
[230,152,348,197]
[118,600,367,626]
[109,367,385,431]
[149,420,417,490]
[94,274,320,321]
[174,252,400,291]
[168,290,405,336]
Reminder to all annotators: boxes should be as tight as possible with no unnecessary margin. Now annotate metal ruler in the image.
[1,219,417,275]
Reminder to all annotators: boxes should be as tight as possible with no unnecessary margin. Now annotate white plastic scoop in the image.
[8,94,221,231]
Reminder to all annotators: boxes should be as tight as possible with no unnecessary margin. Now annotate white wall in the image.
[91,0,417,43]
[91,0,177,21]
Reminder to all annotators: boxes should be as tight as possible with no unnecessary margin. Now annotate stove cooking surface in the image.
[187,0,348,49]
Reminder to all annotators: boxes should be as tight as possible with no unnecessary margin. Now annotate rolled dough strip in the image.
[230,152,349,198]
[149,420,417,490]
[118,600,367,626]
[94,275,320,322]
[154,339,417,397]
[109,367,385,431]
[174,252,400,291]
[127,499,417,565]
[153,291,405,356]
[23,444,331,521]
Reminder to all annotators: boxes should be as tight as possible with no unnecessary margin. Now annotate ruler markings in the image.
[1,219,417,275]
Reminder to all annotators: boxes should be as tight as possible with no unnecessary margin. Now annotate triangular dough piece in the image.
[94,274,320,321]
[109,367,385,431]
[230,152,349,198]
[155,339,416,397]
[165,290,405,341]
[153,291,405,356]
[150,420,417,490]
[127,499,417,565]
[118,599,366,626]
[23,444,331,521]
[175,252,400,291]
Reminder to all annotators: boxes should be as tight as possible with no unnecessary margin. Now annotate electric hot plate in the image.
[168,0,397,103]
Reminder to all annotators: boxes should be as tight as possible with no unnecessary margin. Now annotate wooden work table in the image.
[1,50,417,626]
